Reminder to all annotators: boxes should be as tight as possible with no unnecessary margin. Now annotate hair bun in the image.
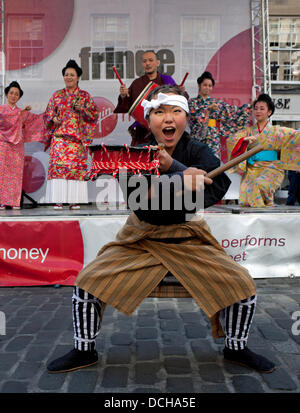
[4,81,24,98]
[62,59,83,77]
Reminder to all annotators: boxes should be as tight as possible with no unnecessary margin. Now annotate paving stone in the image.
[0,353,19,371]
[11,361,40,379]
[111,333,133,346]
[201,384,230,393]
[4,335,34,352]
[265,308,290,318]
[198,363,225,383]
[136,328,158,340]
[1,381,29,393]
[136,317,156,327]
[179,312,203,323]
[159,319,182,331]
[25,344,58,362]
[137,310,156,318]
[191,341,218,362]
[38,370,67,391]
[18,319,48,334]
[101,366,129,387]
[135,362,161,384]
[44,317,71,331]
[32,330,60,345]
[161,332,186,346]
[162,346,187,356]
[257,323,290,341]
[158,309,177,319]
[106,347,131,364]
[184,324,207,339]
[223,360,253,375]
[232,375,264,393]
[68,370,98,392]
[136,341,160,361]
[166,377,194,393]
[280,354,300,373]
[164,357,192,374]
[261,368,298,391]
[134,387,162,393]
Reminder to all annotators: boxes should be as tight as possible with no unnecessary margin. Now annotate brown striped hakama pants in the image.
[74,213,256,339]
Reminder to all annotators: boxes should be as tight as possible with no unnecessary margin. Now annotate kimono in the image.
[0,104,45,207]
[188,95,252,158]
[227,124,300,207]
[75,133,256,339]
[44,87,98,181]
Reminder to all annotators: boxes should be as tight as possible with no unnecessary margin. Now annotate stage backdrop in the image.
[0,213,299,286]
[0,0,253,203]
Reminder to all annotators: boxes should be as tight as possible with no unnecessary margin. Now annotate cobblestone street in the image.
[0,277,299,397]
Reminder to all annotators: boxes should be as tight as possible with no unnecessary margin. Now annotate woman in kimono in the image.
[44,60,99,210]
[188,71,252,158]
[0,81,45,210]
[227,93,298,208]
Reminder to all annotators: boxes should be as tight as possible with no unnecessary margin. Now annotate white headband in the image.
[141,92,189,118]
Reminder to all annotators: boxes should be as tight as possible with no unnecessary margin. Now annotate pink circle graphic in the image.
[93,96,118,138]
[5,0,74,70]
[22,156,46,194]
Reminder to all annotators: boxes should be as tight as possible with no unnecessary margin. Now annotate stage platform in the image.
[0,202,300,219]
[0,203,299,286]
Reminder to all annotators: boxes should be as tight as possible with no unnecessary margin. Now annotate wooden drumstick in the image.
[207,144,264,178]
[112,66,124,85]
[179,72,189,87]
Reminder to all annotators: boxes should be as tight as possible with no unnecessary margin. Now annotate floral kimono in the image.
[227,124,300,207]
[188,96,252,158]
[44,87,98,181]
[0,104,45,207]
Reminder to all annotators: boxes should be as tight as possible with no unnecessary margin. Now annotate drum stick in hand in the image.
[179,72,189,87]
[112,66,124,85]
[207,144,264,178]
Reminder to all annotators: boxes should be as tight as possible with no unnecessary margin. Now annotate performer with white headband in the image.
[141,92,190,117]
[47,85,276,375]
[113,50,187,146]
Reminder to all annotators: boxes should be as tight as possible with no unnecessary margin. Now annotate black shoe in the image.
[47,348,98,373]
[223,346,276,373]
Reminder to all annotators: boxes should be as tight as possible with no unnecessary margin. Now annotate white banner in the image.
[79,213,300,278]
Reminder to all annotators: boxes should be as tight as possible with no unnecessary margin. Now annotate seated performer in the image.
[227,94,291,208]
[47,85,276,374]
[114,50,185,146]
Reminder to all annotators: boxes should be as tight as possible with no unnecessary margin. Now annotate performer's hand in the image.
[74,102,82,112]
[22,105,32,112]
[158,149,173,172]
[208,102,219,111]
[52,116,61,125]
[120,85,129,98]
[183,167,212,191]
[178,85,186,93]
[244,135,257,145]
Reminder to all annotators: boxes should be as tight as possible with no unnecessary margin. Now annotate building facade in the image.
[269,0,300,129]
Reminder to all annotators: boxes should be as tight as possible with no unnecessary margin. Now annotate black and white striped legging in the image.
[72,286,256,351]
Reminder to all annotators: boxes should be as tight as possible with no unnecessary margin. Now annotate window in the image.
[90,14,130,80]
[180,16,220,80]
[7,14,44,79]
[269,17,300,82]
